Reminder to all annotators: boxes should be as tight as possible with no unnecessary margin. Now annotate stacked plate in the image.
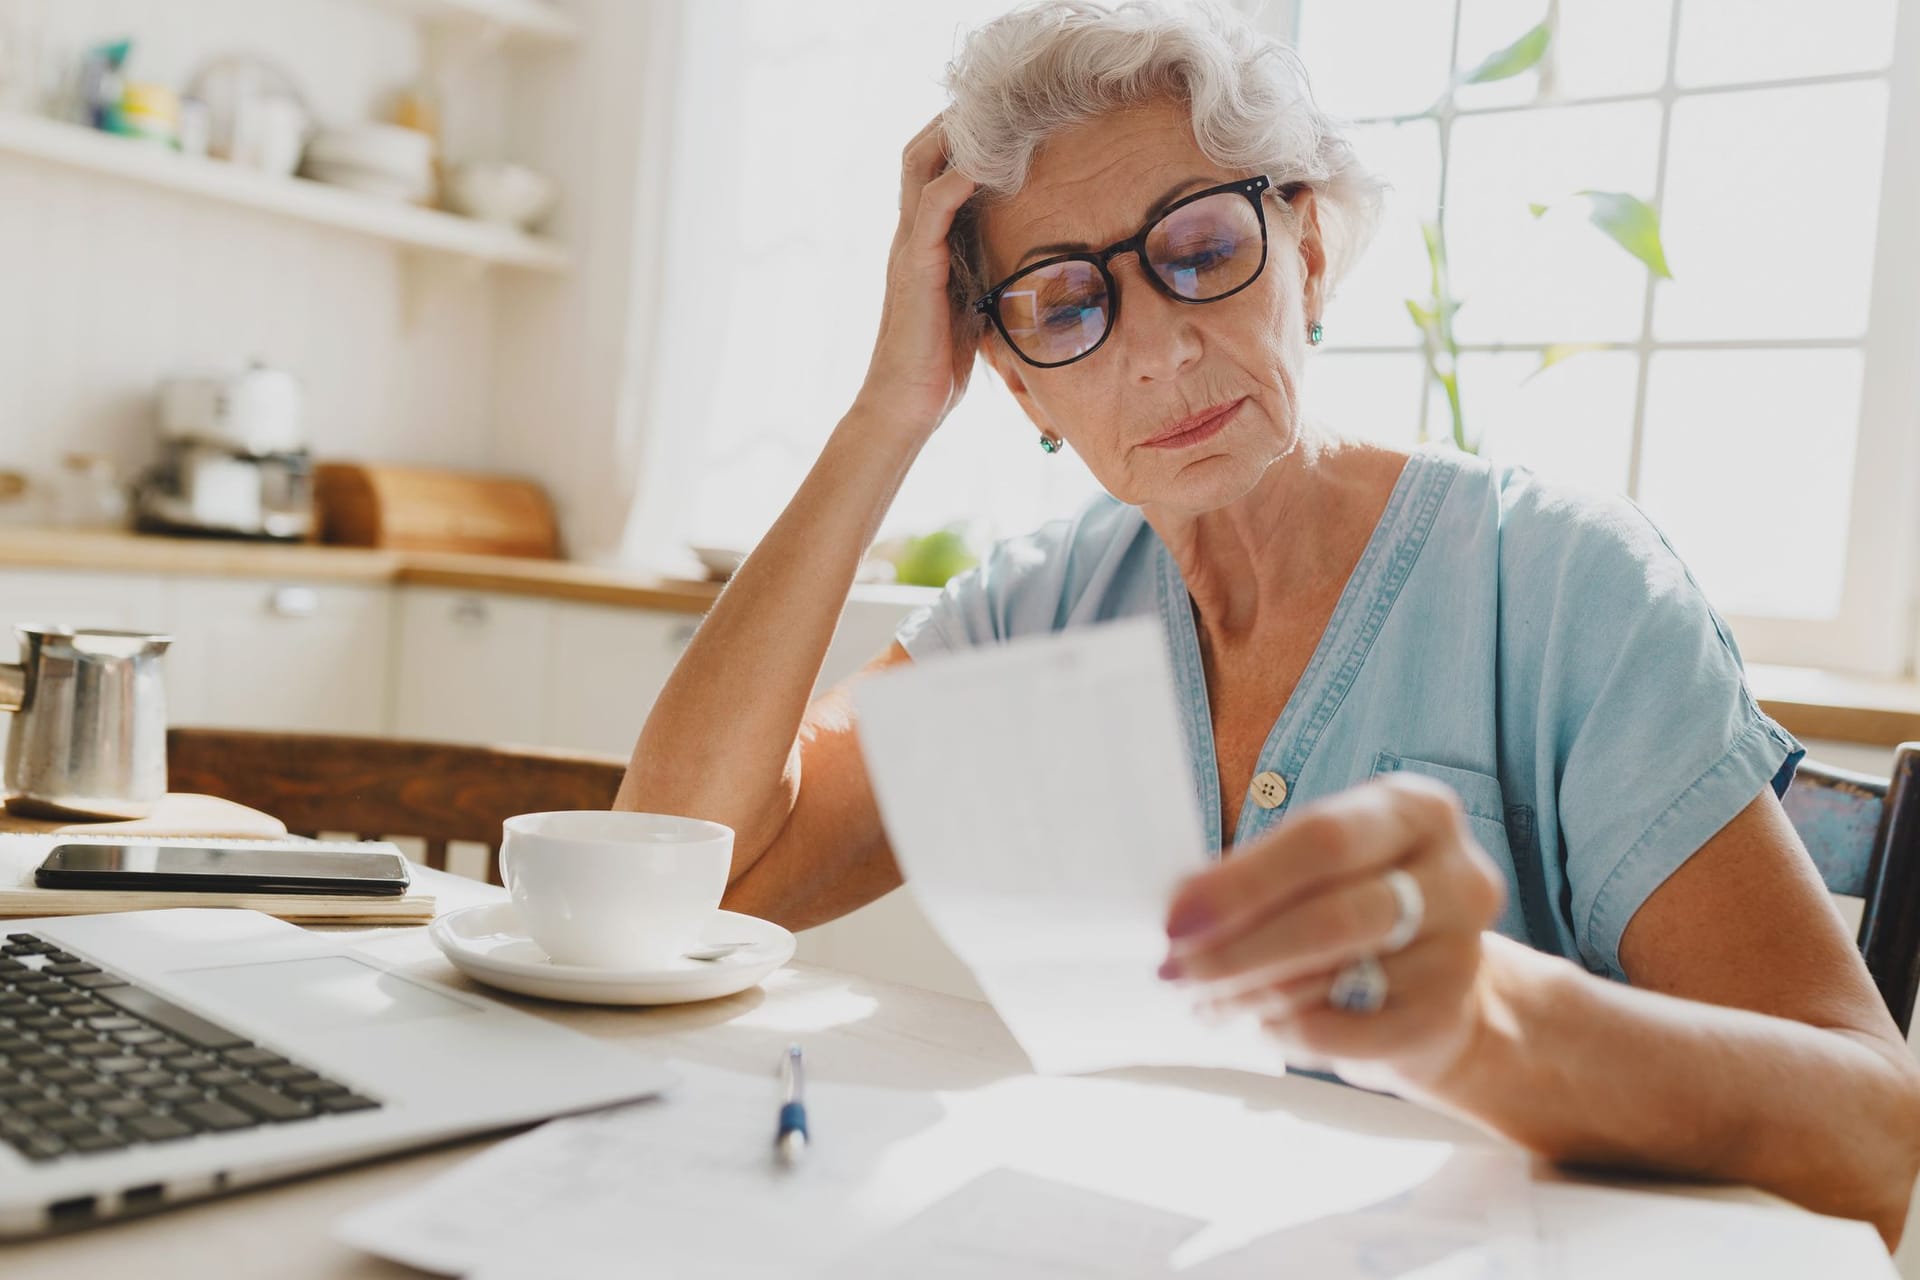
[302,124,435,204]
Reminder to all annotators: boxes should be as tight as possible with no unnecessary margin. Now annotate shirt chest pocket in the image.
[1369,752,1529,939]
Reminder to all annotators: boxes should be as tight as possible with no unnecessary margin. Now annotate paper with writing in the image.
[851,618,1277,1075]
[337,1060,1538,1279]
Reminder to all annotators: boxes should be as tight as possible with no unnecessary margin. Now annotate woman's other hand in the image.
[1159,773,1509,1094]
[853,114,981,437]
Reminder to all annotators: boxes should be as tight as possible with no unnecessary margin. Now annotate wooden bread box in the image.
[314,463,562,559]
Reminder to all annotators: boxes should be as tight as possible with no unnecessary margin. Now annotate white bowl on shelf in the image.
[446,161,557,230]
[689,545,748,580]
[302,124,435,204]
[305,123,434,173]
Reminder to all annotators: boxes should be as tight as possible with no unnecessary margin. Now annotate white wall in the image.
[489,0,675,564]
[0,0,562,511]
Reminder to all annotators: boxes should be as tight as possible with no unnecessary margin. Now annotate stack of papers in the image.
[336,1059,1537,1279]
[851,619,1275,1075]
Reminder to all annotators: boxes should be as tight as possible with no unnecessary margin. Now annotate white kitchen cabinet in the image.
[0,569,170,655]
[542,602,701,755]
[164,577,391,734]
[393,587,552,745]
[538,589,926,756]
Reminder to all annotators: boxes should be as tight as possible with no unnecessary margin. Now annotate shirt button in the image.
[1250,771,1288,809]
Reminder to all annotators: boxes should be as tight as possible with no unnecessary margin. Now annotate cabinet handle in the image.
[451,597,490,627]
[266,586,319,618]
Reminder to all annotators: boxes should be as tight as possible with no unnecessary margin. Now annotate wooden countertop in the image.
[0,527,942,616]
[0,527,1913,749]
[1747,664,1920,753]
[0,527,729,614]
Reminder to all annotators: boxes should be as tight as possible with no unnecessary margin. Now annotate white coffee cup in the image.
[498,810,734,970]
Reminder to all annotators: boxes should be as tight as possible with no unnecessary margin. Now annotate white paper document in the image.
[336,1059,1538,1280]
[851,618,1278,1075]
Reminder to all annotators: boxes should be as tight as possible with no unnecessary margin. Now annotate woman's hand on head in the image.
[852,114,981,438]
[1159,773,1510,1094]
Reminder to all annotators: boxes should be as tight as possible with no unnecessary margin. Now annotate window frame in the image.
[1276,0,1920,678]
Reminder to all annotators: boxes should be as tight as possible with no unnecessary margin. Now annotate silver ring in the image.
[1328,954,1388,1015]
[1381,868,1425,954]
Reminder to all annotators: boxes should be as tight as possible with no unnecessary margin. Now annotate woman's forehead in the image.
[978,102,1231,278]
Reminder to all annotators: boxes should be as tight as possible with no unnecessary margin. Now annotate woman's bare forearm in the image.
[1422,936,1920,1245]
[618,112,979,888]
[614,405,921,867]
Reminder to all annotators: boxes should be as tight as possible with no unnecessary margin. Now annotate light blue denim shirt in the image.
[895,448,1804,983]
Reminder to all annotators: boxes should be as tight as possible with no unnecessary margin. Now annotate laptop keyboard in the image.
[0,932,382,1163]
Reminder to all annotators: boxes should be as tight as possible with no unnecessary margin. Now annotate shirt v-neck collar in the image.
[1153,449,1458,856]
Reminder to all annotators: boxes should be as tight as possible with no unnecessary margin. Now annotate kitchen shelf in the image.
[347,0,582,46]
[0,112,570,273]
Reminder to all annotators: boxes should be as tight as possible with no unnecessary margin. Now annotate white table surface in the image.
[0,867,1896,1277]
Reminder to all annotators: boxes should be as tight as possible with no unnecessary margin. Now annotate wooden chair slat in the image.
[168,728,628,894]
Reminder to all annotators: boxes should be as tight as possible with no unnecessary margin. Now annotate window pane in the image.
[1453,0,1547,111]
[1304,352,1426,448]
[1296,1,1456,119]
[1636,349,1864,620]
[1556,0,1673,98]
[1675,0,1897,87]
[1445,102,1663,344]
[1450,0,1675,108]
[1323,120,1441,346]
[1654,82,1889,341]
[1437,350,1638,490]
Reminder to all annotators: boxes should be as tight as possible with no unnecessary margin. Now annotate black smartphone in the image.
[35,843,412,897]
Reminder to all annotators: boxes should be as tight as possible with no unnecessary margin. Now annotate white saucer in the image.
[429,902,795,1006]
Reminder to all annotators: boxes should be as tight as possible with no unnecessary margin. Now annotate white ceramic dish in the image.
[429,901,795,1006]
[306,123,434,173]
[303,159,432,204]
[446,161,558,230]
[689,544,748,579]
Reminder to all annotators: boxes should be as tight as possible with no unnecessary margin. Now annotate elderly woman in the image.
[617,0,1920,1243]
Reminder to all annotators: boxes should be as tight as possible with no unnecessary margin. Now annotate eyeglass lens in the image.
[994,189,1266,366]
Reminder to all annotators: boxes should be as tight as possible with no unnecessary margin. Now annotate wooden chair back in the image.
[167,728,629,887]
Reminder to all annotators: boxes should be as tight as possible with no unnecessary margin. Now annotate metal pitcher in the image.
[0,626,172,821]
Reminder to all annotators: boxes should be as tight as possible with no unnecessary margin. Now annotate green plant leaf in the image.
[1576,190,1673,279]
[1463,22,1551,84]
[1525,342,1611,382]
[1404,298,1438,331]
[1528,201,1550,218]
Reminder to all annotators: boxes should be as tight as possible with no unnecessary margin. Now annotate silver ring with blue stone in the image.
[1328,954,1389,1015]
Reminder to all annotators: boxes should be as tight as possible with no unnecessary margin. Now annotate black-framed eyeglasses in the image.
[972,174,1304,370]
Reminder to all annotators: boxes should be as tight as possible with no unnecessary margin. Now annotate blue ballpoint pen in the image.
[776,1043,808,1166]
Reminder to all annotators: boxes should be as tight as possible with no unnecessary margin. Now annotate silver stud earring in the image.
[1038,435,1062,454]
[1308,320,1325,346]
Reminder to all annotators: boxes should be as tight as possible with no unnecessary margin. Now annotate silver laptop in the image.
[0,907,678,1236]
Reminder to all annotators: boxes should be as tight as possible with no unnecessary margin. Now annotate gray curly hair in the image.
[941,0,1386,341]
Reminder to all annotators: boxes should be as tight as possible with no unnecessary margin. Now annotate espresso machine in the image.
[133,361,315,541]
